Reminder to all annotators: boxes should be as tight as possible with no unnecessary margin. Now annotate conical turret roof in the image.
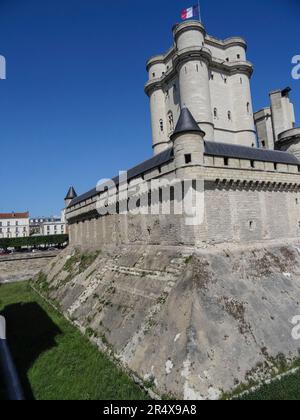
[171,106,205,138]
[65,186,77,200]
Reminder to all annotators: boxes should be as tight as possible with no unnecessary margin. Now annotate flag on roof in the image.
[181,5,200,21]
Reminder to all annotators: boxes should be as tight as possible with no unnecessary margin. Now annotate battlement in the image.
[66,131,300,248]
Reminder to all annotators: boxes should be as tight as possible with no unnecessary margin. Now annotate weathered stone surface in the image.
[35,240,300,399]
[0,253,57,283]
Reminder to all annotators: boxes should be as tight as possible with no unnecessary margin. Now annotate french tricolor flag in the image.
[181,5,200,21]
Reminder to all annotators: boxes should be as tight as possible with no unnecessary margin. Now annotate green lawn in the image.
[0,281,149,401]
[1,282,299,401]
[237,369,300,400]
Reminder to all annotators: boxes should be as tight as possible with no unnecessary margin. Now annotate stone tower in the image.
[171,106,205,179]
[145,20,256,155]
[254,87,300,159]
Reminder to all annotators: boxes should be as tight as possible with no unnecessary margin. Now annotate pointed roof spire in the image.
[65,186,77,200]
[171,106,205,139]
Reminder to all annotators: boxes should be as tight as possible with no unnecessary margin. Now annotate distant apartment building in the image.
[0,212,30,239]
[30,212,66,236]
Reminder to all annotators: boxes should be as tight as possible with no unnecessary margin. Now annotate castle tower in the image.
[173,21,214,142]
[64,186,77,208]
[255,87,300,157]
[145,20,256,154]
[145,58,169,155]
[171,106,205,178]
[270,88,296,140]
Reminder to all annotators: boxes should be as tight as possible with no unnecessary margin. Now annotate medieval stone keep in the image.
[37,20,300,400]
[64,20,300,249]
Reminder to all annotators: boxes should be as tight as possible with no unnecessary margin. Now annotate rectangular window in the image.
[185,154,192,164]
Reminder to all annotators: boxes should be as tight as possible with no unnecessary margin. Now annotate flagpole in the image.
[198,0,202,23]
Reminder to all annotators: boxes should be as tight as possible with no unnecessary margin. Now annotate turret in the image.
[171,106,205,178]
[145,56,169,155]
[270,88,295,141]
[255,87,300,156]
[64,186,77,208]
[173,21,214,141]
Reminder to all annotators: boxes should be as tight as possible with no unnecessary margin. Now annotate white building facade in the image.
[0,212,30,239]
[145,21,256,155]
[30,212,66,236]
[42,219,66,236]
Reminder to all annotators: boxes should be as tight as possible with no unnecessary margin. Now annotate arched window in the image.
[228,111,232,121]
[159,119,164,132]
[168,112,174,132]
[213,108,218,119]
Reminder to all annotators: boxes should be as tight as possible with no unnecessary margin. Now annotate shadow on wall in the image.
[0,302,61,400]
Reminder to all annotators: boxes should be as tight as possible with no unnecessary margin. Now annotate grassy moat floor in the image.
[0,281,300,400]
[0,281,148,401]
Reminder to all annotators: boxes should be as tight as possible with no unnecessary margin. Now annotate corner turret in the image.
[171,106,205,177]
[64,186,77,208]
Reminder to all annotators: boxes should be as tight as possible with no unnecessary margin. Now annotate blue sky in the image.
[0,0,299,216]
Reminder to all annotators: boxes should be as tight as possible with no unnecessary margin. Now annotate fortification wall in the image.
[69,214,197,248]
[67,161,300,248]
[68,184,300,249]
[35,240,300,399]
[204,184,300,243]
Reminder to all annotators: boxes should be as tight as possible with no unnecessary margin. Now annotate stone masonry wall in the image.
[35,240,300,399]
[68,181,300,248]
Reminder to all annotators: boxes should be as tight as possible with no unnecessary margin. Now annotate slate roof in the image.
[69,148,174,207]
[171,106,205,138]
[65,186,77,200]
[68,141,299,208]
[204,141,300,165]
